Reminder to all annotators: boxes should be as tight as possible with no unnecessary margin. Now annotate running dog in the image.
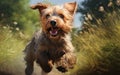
[24,2,77,75]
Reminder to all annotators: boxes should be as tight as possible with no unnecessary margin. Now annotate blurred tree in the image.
[78,0,120,24]
[0,0,27,28]
[0,0,39,31]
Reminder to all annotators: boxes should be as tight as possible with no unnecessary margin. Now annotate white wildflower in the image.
[13,21,18,25]
[99,6,104,12]
[16,27,19,31]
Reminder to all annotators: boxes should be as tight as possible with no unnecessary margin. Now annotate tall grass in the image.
[0,26,29,75]
[70,11,120,75]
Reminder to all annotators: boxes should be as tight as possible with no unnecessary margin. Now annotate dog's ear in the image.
[64,2,77,16]
[30,3,49,14]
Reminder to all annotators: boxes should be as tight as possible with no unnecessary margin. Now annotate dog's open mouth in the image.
[48,27,59,37]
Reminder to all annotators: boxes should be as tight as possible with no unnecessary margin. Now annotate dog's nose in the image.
[50,20,56,27]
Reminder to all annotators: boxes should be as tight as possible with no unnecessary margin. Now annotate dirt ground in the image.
[0,54,67,75]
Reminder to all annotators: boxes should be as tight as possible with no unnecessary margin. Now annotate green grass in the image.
[0,27,27,74]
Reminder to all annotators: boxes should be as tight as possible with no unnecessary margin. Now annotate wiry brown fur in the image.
[24,2,77,75]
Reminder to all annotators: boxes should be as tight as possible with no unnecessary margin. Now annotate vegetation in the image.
[69,0,120,75]
[0,0,120,75]
[70,11,120,75]
[78,0,120,23]
[0,0,39,74]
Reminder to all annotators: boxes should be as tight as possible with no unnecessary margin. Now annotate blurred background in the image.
[0,0,120,75]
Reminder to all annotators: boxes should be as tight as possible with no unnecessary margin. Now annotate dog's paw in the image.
[56,66,68,73]
[55,50,65,59]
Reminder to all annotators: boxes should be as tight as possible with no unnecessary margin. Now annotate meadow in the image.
[0,0,120,75]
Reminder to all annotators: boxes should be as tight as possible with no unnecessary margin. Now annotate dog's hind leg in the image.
[25,60,34,75]
[25,50,35,75]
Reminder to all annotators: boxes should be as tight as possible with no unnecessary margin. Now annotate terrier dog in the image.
[24,2,77,75]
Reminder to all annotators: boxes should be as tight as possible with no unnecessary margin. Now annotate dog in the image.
[24,2,77,75]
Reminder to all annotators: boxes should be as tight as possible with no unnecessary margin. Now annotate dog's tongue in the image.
[50,29,58,35]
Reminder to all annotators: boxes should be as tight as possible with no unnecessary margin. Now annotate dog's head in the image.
[31,2,77,39]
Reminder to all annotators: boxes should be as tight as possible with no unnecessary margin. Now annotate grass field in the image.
[0,11,120,75]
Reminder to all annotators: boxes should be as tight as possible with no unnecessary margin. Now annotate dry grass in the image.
[70,11,120,75]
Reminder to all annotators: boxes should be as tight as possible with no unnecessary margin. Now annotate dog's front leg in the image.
[36,51,53,74]
[56,52,77,73]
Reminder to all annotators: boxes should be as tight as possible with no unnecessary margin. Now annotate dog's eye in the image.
[46,14,50,19]
[59,14,64,19]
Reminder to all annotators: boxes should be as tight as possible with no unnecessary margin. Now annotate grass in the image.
[70,11,120,75]
[0,27,27,75]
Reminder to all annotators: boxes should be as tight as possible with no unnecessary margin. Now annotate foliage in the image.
[0,0,40,32]
[78,0,120,24]
[0,0,27,27]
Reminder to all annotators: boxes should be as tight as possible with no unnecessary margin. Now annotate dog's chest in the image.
[34,31,74,59]
[39,38,66,52]
[36,38,67,60]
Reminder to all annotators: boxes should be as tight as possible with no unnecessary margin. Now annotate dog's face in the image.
[31,2,77,39]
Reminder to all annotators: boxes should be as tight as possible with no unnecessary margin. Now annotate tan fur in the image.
[24,2,77,75]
